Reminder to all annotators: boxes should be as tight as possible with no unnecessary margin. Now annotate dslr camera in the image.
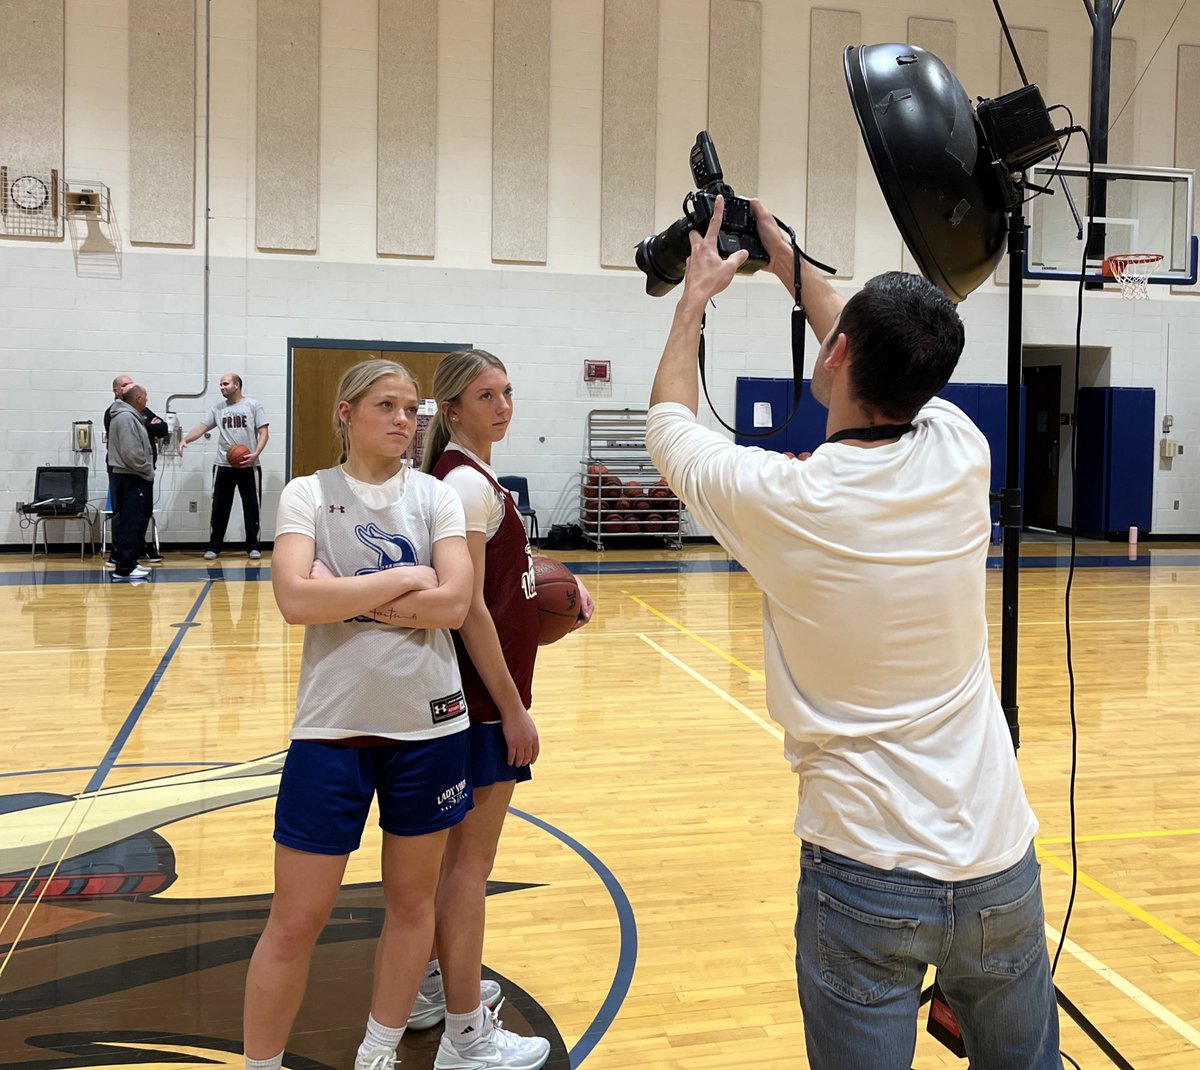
[635,131,770,296]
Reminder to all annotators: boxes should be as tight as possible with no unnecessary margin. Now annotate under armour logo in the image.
[328,504,345,513]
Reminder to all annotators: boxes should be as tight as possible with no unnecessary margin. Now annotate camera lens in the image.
[635,216,694,297]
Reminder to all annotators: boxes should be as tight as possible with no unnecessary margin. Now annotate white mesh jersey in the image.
[290,465,469,742]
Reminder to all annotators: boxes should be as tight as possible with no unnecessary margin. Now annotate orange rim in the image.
[1102,253,1163,278]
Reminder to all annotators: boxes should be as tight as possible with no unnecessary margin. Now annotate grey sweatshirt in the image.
[108,400,153,480]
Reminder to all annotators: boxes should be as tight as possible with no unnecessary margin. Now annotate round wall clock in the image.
[10,175,50,211]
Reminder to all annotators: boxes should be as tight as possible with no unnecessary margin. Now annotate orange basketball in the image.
[227,444,252,467]
[533,556,581,645]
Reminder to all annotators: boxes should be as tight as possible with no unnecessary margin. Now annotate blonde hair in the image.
[420,349,508,473]
[332,359,420,464]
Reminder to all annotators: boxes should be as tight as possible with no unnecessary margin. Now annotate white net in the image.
[1107,254,1163,300]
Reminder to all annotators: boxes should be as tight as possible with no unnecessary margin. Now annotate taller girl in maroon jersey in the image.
[418,349,592,1070]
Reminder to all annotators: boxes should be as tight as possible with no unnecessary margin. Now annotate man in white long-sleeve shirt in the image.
[644,196,1060,1070]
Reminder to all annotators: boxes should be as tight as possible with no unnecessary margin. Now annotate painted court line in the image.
[1038,827,1200,846]
[639,633,782,741]
[638,616,1200,1050]
[1038,847,1200,959]
[626,591,765,681]
[1046,921,1200,1050]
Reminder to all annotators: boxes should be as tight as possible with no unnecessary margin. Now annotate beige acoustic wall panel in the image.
[378,0,438,257]
[129,0,196,245]
[0,0,64,229]
[708,0,761,196]
[256,0,320,252]
[600,0,658,269]
[806,9,860,276]
[996,28,1048,285]
[1173,44,1200,294]
[493,0,550,263]
[904,19,956,276]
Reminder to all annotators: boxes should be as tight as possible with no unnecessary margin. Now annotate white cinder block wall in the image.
[6,0,1200,546]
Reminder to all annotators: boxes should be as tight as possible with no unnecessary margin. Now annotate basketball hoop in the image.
[1102,253,1163,300]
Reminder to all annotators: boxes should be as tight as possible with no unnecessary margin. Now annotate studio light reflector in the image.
[843,44,1011,304]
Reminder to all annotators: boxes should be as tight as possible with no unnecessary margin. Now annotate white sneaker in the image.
[354,1046,396,1070]
[113,566,151,581]
[433,1000,550,1070]
[203,550,218,560]
[248,549,262,560]
[103,558,117,570]
[409,978,503,1029]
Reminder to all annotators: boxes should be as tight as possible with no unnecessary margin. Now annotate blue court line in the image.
[3,552,1200,589]
[509,806,636,1069]
[0,565,264,587]
[0,761,230,782]
[83,581,216,795]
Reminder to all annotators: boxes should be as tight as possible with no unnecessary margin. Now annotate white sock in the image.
[358,1013,405,1060]
[245,1055,284,1070]
[419,958,443,998]
[444,1004,485,1050]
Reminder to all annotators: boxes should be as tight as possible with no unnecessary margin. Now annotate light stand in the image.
[843,42,1136,1069]
[999,209,1024,750]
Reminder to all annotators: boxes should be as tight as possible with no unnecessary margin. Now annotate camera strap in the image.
[698,230,836,439]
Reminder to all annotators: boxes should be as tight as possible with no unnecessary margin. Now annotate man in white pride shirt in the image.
[644,196,1060,1070]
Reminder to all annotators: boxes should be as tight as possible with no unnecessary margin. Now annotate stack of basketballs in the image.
[581,463,682,538]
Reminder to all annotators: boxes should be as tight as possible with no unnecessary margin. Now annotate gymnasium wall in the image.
[4,0,1200,547]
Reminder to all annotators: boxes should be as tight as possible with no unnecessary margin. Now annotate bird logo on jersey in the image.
[353,522,420,575]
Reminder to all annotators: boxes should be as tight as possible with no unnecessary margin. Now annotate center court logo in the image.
[0,759,568,1069]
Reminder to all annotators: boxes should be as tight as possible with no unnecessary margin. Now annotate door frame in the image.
[285,337,470,481]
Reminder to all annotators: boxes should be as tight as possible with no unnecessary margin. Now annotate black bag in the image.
[543,523,585,550]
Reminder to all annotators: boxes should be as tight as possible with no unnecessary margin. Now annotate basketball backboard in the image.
[1024,162,1198,286]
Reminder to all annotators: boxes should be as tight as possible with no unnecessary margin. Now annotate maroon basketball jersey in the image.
[431,450,539,721]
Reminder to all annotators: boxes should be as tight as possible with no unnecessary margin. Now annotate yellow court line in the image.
[638,634,782,742]
[1037,827,1200,846]
[1038,847,1200,960]
[624,591,764,681]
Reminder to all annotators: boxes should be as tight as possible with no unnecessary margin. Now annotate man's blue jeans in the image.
[795,842,1060,1069]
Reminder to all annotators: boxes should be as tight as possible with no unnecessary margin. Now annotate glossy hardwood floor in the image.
[0,537,1197,1069]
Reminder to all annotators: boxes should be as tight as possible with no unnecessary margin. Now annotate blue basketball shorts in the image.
[275,733,471,855]
[469,721,533,789]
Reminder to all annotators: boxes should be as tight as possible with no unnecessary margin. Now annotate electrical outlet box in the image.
[1161,438,1181,459]
[189,501,198,513]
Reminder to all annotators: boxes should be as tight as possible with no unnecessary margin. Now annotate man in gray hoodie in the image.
[108,384,154,580]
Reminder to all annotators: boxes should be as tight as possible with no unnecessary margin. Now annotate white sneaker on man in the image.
[409,979,503,1030]
[248,549,262,560]
[113,566,151,582]
[353,1046,396,1070]
[433,1001,550,1070]
[203,550,218,561]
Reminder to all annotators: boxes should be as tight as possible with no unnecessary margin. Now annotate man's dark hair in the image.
[835,272,965,422]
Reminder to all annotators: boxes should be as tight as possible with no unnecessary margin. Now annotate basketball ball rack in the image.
[579,408,684,551]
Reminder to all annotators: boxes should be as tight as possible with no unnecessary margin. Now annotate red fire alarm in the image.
[584,359,611,383]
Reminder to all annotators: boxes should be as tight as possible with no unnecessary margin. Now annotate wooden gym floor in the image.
[0,537,1197,1069]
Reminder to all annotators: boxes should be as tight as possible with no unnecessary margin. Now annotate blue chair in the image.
[498,475,538,545]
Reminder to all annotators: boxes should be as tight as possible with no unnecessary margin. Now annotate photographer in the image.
[644,197,1060,1069]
